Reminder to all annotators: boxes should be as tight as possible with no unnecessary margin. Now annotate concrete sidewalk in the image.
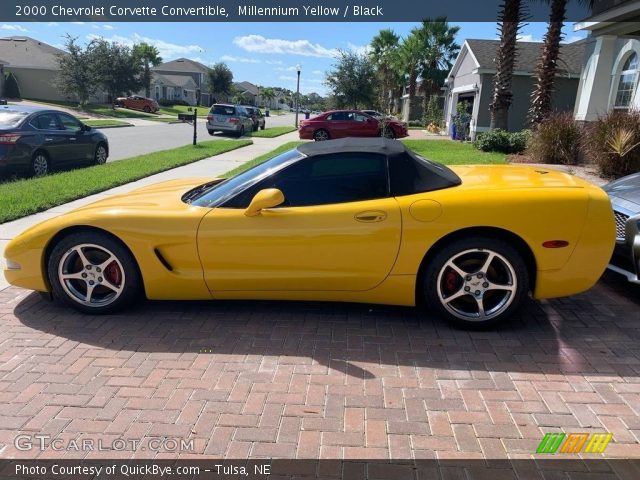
[0,131,302,290]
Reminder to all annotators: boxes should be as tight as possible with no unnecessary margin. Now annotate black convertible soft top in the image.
[298,137,461,195]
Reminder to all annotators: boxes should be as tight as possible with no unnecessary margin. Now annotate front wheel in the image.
[423,237,529,329]
[94,144,107,165]
[48,231,141,314]
[382,128,395,139]
[314,129,330,141]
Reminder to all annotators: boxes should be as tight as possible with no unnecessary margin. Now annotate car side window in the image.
[223,153,389,208]
[57,113,82,132]
[31,113,60,130]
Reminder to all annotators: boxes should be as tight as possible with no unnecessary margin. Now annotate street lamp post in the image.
[294,64,301,128]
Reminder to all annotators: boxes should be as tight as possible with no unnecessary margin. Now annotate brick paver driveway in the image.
[0,271,639,462]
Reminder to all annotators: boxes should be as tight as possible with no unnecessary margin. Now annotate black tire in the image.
[237,126,245,138]
[382,128,395,139]
[314,129,330,141]
[94,143,108,165]
[47,231,142,314]
[208,129,215,136]
[260,123,265,130]
[31,151,50,177]
[143,106,151,113]
[422,236,529,329]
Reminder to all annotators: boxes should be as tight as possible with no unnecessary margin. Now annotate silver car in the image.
[604,172,640,283]
[206,104,254,137]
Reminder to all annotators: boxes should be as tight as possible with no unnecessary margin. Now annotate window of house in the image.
[614,52,638,110]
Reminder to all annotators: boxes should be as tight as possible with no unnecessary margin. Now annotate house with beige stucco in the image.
[573,0,640,121]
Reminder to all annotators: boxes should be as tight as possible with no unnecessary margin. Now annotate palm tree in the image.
[528,0,594,125]
[490,0,525,130]
[261,87,276,109]
[133,43,162,99]
[370,29,401,113]
[397,32,423,121]
[232,92,246,105]
[415,18,460,120]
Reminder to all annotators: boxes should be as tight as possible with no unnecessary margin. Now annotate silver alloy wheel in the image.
[95,145,107,165]
[32,154,48,177]
[57,243,126,308]
[383,128,395,139]
[435,248,517,322]
[314,130,329,141]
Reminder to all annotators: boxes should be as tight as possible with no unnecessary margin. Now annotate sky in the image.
[0,21,586,95]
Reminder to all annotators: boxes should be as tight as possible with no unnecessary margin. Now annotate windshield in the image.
[0,111,29,128]
[187,148,305,208]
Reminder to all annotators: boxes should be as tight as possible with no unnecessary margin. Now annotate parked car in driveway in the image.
[299,110,408,141]
[114,95,159,113]
[4,138,615,329]
[206,104,254,137]
[604,173,640,284]
[245,106,266,131]
[0,105,109,178]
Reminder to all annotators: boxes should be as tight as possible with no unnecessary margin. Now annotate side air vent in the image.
[154,248,173,271]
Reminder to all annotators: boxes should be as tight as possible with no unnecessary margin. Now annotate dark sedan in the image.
[604,173,640,284]
[0,105,109,177]
[298,110,408,141]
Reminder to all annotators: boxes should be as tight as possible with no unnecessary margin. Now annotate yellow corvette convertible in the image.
[4,138,615,328]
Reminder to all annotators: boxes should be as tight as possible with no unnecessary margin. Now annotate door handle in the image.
[44,137,53,142]
[354,210,387,222]
[69,137,76,141]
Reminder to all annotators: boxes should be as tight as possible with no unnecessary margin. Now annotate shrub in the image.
[473,129,528,154]
[408,120,424,127]
[582,110,640,178]
[3,72,20,98]
[526,111,581,165]
[158,99,189,106]
[423,95,443,127]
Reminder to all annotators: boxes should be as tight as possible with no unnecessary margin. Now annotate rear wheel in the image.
[208,129,215,136]
[260,123,265,130]
[143,106,151,113]
[48,231,141,314]
[94,144,107,165]
[423,236,529,329]
[31,151,49,177]
[237,126,245,138]
[314,129,330,141]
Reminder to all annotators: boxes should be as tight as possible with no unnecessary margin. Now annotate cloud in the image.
[279,75,297,81]
[516,34,541,43]
[220,55,261,63]
[277,66,300,72]
[563,35,584,44]
[47,22,59,27]
[312,70,323,75]
[71,22,85,25]
[0,24,28,32]
[233,34,338,58]
[86,33,204,59]
[348,42,371,55]
[102,24,114,30]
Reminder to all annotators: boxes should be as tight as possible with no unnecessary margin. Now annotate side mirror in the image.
[82,123,92,132]
[244,188,285,217]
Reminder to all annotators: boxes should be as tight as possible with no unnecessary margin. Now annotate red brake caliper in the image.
[105,262,122,287]
[444,269,458,295]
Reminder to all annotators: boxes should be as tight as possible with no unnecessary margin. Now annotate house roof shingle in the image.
[465,39,586,75]
[234,81,260,96]
[0,36,65,69]
[153,73,198,88]
[153,57,209,74]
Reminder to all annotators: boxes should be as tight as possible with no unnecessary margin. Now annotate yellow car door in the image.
[196,151,402,292]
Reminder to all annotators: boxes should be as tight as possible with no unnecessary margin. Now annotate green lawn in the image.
[83,119,132,128]
[156,104,209,117]
[223,141,304,178]
[0,140,252,224]
[22,99,157,119]
[402,140,507,165]
[145,117,183,123]
[249,126,296,138]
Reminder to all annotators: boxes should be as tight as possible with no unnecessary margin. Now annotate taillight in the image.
[0,134,21,144]
[207,115,213,121]
[229,117,240,124]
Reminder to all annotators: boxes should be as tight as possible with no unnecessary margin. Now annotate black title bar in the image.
[6,0,595,22]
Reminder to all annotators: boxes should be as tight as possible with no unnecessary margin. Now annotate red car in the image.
[114,95,159,113]
[299,110,408,141]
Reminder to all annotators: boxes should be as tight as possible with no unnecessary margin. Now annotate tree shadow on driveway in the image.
[10,271,640,379]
